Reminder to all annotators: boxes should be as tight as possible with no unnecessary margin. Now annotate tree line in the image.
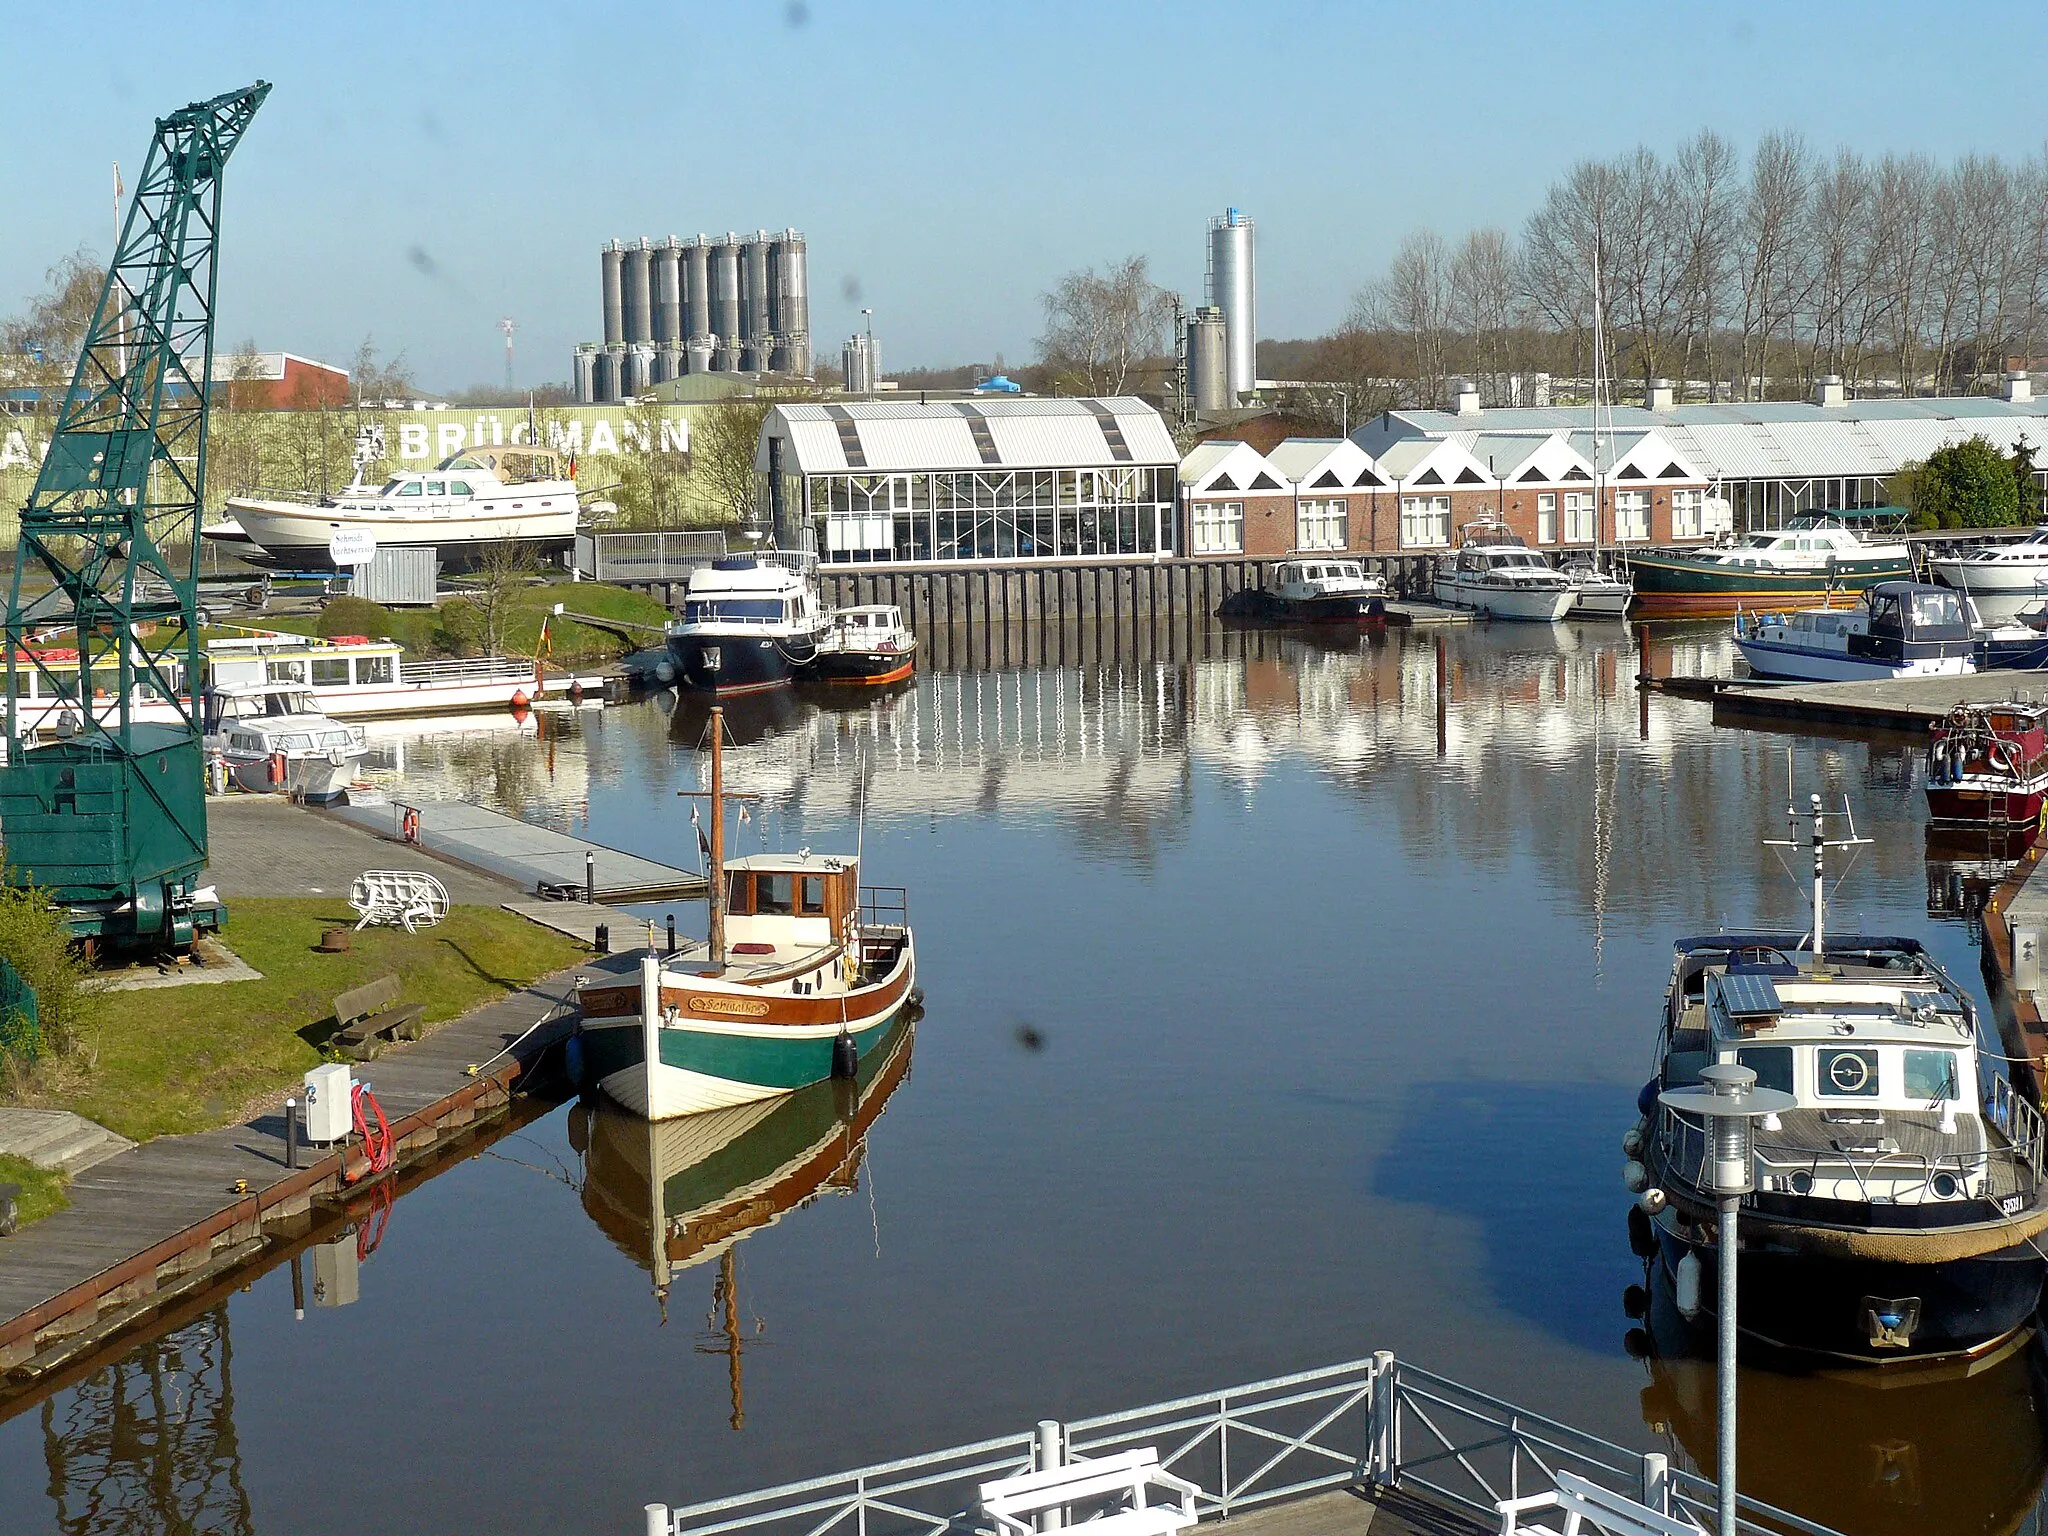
[1322,130,2048,412]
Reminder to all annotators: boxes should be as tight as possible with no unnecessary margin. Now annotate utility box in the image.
[303,1062,353,1142]
[350,546,438,607]
[2016,925,2042,994]
[311,1237,359,1307]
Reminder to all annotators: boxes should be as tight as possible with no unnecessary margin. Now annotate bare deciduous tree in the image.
[1037,256,1176,396]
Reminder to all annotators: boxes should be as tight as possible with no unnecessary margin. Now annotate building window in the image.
[1671,488,1702,539]
[1563,491,1596,543]
[1616,490,1650,542]
[1400,495,1451,548]
[1193,499,1244,554]
[1536,493,1557,545]
[1296,498,1348,550]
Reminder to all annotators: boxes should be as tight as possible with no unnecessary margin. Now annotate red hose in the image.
[349,1082,394,1180]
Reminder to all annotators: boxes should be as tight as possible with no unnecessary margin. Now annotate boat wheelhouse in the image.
[809,605,917,685]
[1432,522,1575,622]
[1628,515,1912,618]
[204,682,367,801]
[212,445,580,571]
[664,557,823,695]
[1632,797,2048,1362]
[1732,581,1976,682]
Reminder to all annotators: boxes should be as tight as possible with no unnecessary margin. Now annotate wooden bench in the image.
[980,1448,1198,1536]
[1496,1471,1706,1536]
[328,974,427,1061]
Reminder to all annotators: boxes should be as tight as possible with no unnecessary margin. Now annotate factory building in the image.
[179,350,350,408]
[578,228,810,402]
[758,398,1180,563]
[1364,373,2048,532]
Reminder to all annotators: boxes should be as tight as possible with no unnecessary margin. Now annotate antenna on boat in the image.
[676,706,760,971]
[1763,750,1870,960]
[855,740,867,866]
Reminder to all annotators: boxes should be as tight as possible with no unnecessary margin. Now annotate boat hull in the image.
[224,751,359,802]
[218,497,578,572]
[1734,635,1974,682]
[808,646,918,685]
[667,630,817,695]
[1655,1225,2045,1364]
[1432,578,1574,622]
[1628,552,1913,618]
[1925,781,2048,828]
[1567,586,1633,618]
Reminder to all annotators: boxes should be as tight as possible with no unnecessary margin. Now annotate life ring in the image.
[401,807,421,844]
[269,752,287,788]
[1990,740,2015,777]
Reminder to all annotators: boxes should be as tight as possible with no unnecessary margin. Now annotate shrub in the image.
[0,885,98,1068]
[1898,436,2022,529]
[315,595,398,640]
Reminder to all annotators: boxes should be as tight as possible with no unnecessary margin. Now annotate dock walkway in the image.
[1659,671,2048,734]
[333,799,705,902]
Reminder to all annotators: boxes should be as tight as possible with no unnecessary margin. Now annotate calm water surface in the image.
[3,620,2043,1536]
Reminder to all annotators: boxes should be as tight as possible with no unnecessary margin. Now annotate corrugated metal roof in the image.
[768,397,1176,474]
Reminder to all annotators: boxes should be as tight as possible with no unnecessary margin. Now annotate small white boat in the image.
[212,440,581,572]
[1560,556,1633,618]
[1434,521,1576,622]
[1732,581,1977,682]
[1927,527,2048,623]
[205,682,368,801]
[206,630,555,718]
[809,605,917,685]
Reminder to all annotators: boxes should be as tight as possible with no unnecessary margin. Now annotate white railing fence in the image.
[646,1353,1844,1536]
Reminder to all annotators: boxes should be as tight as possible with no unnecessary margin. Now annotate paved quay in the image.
[0,798,607,1383]
[1985,839,2048,1102]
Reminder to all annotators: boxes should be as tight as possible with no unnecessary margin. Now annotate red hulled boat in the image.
[1926,702,2048,829]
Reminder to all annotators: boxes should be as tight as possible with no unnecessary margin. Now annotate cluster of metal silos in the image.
[583,229,810,401]
[1199,208,1256,409]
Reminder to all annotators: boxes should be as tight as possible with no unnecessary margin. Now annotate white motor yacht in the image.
[1927,527,2048,625]
[211,441,580,572]
[1559,555,1634,618]
[1434,522,1576,622]
[1732,581,1977,682]
[204,682,368,802]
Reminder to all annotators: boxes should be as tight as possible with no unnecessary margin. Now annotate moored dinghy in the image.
[575,705,918,1120]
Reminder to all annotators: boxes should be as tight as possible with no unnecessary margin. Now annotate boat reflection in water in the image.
[574,1016,916,1425]
[1632,1278,2048,1535]
[1925,822,2032,932]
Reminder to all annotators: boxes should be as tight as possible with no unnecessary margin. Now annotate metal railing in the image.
[859,885,909,932]
[589,530,730,582]
[1992,1077,2048,1180]
[399,654,539,685]
[648,1353,1844,1536]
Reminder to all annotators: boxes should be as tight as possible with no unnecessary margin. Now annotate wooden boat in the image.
[574,704,918,1119]
[1628,516,1911,618]
[1631,792,2048,1363]
[1926,701,2048,829]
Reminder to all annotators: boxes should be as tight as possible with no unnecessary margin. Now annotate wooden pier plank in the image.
[1206,1488,1485,1536]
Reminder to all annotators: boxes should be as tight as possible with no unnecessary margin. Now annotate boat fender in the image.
[1637,1186,1668,1216]
[1622,1159,1649,1194]
[563,1031,587,1095]
[1621,1122,1646,1159]
[270,751,287,787]
[1622,1283,1650,1320]
[1627,1203,1658,1259]
[653,659,675,685]
[510,689,531,711]
[831,1031,858,1081]
[1622,1328,1652,1361]
[566,1096,591,1154]
[568,680,584,704]
[1674,1251,1703,1321]
[1636,1079,1661,1119]
[908,985,925,1008]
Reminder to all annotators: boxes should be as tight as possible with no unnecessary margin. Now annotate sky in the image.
[6,1,2048,393]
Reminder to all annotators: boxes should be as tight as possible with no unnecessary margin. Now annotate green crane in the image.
[0,81,270,950]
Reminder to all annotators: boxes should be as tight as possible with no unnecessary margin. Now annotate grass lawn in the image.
[244,580,669,666]
[40,899,584,1143]
[0,1153,67,1227]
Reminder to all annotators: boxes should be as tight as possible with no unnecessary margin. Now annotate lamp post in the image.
[1658,1062,1794,1536]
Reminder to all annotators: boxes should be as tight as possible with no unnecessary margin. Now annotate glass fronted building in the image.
[758,398,1180,564]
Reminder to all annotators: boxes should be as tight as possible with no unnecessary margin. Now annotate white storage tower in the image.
[1207,209,1256,405]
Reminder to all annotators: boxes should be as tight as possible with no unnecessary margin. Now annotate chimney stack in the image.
[1647,378,1675,411]
[2005,370,2034,404]
[1452,378,1481,416]
[1813,374,1846,408]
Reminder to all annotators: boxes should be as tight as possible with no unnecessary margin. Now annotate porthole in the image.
[1931,1172,1961,1199]
[1789,1170,1814,1195]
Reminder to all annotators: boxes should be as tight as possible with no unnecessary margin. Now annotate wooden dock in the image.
[0,962,591,1382]
[333,800,705,902]
[1208,1488,1484,1536]
[1654,671,2048,735]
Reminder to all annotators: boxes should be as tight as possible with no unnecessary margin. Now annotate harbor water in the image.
[3,620,2043,1536]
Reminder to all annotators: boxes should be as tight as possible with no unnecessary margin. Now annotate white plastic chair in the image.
[348,870,451,933]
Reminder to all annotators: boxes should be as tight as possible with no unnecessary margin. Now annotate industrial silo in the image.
[601,240,625,347]
[573,344,598,404]
[623,238,654,343]
[742,231,772,343]
[686,334,715,375]
[597,345,624,402]
[655,344,684,385]
[1207,208,1256,403]
[624,343,656,396]
[770,229,810,374]
[1187,306,1228,413]
[684,236,711,341]
[710,234,741,361]
[655,237,683,344]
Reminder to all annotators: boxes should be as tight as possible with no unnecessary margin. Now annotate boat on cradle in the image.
[204,681,368,801]
[1218,556,1388,624]
[1732,581,1976,682]
[205,629,561,717]
[1433,521,1575,621]
[1559,555,1633,618]
[808,604,918,685]
[1630,791,2048,1363]
[574,704,918,1120]
[1626,515,1913,618]
[1926,701,2048,829]
[208,441,582,572]
[1927,527,2048,625]
[665,557,824,696]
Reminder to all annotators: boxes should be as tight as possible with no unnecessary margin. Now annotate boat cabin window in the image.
[1867,591,1903,638]
[356,655,394,685]
[311,658,351,686]
[686,598,786,623]
[425,480,446,496]
[1908,588,1966,635]
[1817,1047,1879,1097]
[801,875,826,914]
[268,660,308,683]
[1904,1048,1959,1102]
[1737,1045,1794,1096]
[755,873,795,915]
[450,481,472,497]
[396,481,423,497]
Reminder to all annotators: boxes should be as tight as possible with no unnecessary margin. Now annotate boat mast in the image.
[1591,247,1608,562]
[709,704,726,968]
[1807,791,1825,956]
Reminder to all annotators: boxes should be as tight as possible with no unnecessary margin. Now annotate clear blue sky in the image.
[6,1,2046,392]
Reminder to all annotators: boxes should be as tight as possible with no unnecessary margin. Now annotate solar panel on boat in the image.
[1712,971,1784,1019]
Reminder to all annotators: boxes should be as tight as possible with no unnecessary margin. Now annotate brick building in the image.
[182,350,351,409]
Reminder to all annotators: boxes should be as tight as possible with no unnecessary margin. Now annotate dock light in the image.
[1661,1062,1795,1536]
